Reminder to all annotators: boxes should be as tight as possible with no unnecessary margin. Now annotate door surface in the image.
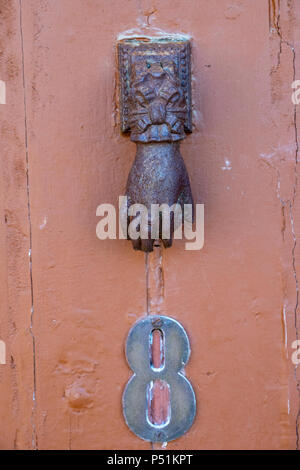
[0,0,300,450]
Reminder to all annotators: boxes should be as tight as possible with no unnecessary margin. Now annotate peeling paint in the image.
[19,0,37,450]
[0,80,6,104]
[117,29,191,42]
[221,159,232,171]
[0,340,6,365]
[39,216,47,230]
[269,0,300,449]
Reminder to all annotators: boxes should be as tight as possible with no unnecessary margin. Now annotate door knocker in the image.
[118,38,194,252]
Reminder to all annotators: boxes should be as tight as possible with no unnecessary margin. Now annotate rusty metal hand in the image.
[125,142,193,251]
[118,39,193,252]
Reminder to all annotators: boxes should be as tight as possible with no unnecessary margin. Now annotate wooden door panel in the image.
[1,0,299,449]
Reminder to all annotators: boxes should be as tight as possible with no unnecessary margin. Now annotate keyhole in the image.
[147,329,171,428]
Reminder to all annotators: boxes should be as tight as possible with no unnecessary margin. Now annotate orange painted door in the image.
[0,0,300,450]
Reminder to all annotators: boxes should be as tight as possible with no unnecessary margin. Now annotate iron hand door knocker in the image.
[118,39,194,252]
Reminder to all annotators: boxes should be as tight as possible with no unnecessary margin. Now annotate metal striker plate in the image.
[122,315,196,442]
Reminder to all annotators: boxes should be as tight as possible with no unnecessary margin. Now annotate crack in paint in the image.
[146,252,150,315]
[19,0,38,450]
[146,241,164,317]
[268,0,300,449]
[145,241,167,449]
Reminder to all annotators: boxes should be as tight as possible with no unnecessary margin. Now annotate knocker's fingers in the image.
[140,238,155,253]
[131,238,154,252]
[131,238,141,251]
[162,238,173,249]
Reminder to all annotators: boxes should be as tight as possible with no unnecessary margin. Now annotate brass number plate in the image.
[123,315,196,442]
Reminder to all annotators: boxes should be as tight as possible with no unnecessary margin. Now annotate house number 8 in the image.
[123,315,196,442]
